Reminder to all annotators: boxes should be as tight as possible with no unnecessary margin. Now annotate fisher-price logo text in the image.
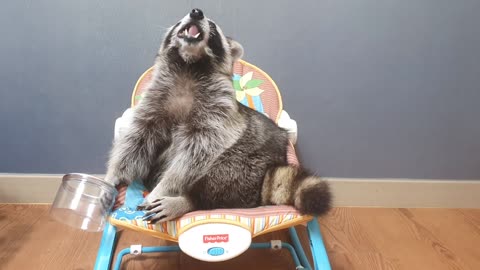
[203,234,229,243]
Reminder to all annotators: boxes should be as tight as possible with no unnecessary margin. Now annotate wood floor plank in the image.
[459,209,480,233]
[407,209,480,270]
[1,205,479,270]
[348,208,457,270]
[2,205,101,270]
[0,204,50,269]
[315,208,379,253]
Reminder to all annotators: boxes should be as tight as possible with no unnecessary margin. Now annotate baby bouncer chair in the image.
[94,60,331,270]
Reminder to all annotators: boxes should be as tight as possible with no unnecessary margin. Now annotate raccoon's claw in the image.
[136,204,147,211]
[140,196,192,224]
[141,199,169,223]
[137,198,163,211]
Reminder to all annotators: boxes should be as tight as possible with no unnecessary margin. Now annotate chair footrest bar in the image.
[113,242,307,270]
[113,246,181,270]
[250,242,305,269]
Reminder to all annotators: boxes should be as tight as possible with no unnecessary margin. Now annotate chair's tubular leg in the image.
[249,242,271,249]
[94,223,118,270]
[142,246,181,253]
[113,248,131,270]
[250,242,303,269]
[282,243,304,269]
[307,219,331,270]
[289,227,312,269]
[113,245,181,270]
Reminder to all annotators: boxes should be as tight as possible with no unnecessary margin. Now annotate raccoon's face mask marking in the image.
[160,9,243,68]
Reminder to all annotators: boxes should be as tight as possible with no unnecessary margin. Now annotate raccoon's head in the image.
[158,9,243,75]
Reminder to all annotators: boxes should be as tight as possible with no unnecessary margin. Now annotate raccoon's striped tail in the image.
[261,165,331,216]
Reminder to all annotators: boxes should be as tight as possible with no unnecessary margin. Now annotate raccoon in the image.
[104,9,331,223]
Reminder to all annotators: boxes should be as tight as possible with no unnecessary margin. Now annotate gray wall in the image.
[1,1,479,179]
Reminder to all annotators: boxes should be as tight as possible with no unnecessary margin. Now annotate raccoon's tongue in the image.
[188,25,199,37]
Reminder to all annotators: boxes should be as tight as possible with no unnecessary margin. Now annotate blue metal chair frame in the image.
[94,218,331,270]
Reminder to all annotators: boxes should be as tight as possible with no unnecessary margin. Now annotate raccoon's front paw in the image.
[100,184,126,211]
[104,172,121,186]
[138,196,192,224]
[100,192,116,212]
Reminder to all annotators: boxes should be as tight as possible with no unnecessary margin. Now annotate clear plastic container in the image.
[50,173,117,232]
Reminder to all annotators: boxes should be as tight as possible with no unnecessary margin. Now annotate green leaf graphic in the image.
[245,79,263,89]
[233,80,242,91]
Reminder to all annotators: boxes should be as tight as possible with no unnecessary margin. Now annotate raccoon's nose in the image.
[190,8,204,20]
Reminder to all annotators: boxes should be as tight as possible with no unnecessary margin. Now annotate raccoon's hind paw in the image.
[139,196,193,224]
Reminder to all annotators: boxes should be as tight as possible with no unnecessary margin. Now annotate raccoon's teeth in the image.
[194,33,200,38]
[184,29,188,36]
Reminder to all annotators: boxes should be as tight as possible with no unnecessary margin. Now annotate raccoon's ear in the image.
[227,37,244,61]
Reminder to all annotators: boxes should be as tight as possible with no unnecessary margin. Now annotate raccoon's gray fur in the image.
[104,9,331,223]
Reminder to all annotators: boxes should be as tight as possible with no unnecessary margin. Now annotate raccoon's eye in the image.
[208,20,217,30]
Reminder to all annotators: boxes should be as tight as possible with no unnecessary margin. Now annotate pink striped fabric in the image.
[181,205,298,218]
[232,61,282,122]
[287,142,300,166]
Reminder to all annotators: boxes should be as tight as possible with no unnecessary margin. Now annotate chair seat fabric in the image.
[109,181,312,242]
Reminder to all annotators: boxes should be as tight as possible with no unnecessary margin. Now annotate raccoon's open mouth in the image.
[177,23,204,43]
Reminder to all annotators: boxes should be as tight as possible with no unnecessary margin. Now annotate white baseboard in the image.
[0,174,479,208]
[0,174,102,204]
[325,178,479,208]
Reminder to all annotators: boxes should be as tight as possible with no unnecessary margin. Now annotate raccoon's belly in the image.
[188,147,279,209]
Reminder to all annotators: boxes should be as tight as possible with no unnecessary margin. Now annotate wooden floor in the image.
[1,205,479,270]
